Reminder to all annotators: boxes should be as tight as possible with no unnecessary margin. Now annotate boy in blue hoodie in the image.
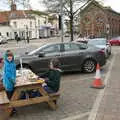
[3,51,16,100]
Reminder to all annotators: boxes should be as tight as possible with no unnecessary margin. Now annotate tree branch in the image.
[73,0,93,16]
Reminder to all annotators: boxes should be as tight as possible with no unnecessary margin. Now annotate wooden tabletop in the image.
[15,76,45,87]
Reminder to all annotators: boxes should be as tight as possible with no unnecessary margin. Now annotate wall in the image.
[32,14,49,38]
[0,26,13,39]
[10,18,36,39]
[80,2,120,38]
[80,4,107,38]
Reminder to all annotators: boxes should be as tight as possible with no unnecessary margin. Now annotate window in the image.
[30,21,32,28]
[13,21,17,28]
[6,32,9,37]
[41,44,60,53]
[38,20,40,26]
[64,43,80,51]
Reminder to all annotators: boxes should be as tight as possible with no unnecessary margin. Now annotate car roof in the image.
[89,38,106,41]
[28,42,83,55]
[111,36,120,39]
[42,41,83,45]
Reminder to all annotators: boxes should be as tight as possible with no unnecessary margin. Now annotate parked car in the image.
[15,42,106,75]
[87,38,111,58]
[74,37,89,43]
[0,36,8,44]
[64,32,70,37]
[109,37,120,46]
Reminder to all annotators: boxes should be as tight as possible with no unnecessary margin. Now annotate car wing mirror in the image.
[106,43,110,45]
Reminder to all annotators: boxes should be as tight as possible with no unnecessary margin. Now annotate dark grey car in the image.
[15,42,106,75]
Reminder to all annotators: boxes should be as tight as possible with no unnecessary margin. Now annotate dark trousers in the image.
[43,86,55,94]
[6,90,14,100]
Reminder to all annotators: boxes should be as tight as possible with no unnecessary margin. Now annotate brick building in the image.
[80,1,120,39]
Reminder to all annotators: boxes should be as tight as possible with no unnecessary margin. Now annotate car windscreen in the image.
[88,39,106,45]
[76,42,88,49]
[28,44,49,55]
[112,37,120,40]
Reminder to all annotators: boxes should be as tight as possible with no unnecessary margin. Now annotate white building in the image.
[0,4,57,40]
[0,25,13,40]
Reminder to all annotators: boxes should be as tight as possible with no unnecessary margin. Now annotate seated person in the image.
[24,58,61,98]
[40,58,62,94]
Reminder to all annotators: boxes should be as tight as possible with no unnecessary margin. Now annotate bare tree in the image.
[41,0,96,41]
[0,0,31,9]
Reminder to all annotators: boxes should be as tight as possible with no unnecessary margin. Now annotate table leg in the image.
[38,87,57,110]
[11,89,21,101]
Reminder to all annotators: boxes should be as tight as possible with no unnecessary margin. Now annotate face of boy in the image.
[7,56,13,62]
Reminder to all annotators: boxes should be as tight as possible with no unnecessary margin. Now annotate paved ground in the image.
[88,46,120,120]
[0,37,73,55]
[0,37,116,120]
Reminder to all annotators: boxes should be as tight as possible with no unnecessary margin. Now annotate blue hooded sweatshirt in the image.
[3,53,16,91]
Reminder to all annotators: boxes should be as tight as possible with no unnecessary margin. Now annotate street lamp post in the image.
[60,0,64,42]
[106,24,110,40]
[26,25,29,44]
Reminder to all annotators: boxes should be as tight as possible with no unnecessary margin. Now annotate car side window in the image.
[41,44,60,53]
[64,43,80,51]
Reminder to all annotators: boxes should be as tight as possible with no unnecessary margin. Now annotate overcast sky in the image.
[0,0,120,13]
[30,0,120,12]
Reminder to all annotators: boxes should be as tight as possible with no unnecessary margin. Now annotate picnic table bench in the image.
[0,77,60,116]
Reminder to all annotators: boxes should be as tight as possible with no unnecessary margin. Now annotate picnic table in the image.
[0,76,60,116]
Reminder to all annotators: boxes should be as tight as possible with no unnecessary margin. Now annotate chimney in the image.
[11,4,17,11]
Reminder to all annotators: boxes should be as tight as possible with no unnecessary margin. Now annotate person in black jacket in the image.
[40,58,62,93]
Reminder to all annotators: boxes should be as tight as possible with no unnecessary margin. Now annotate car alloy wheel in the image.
[83,59,96,73]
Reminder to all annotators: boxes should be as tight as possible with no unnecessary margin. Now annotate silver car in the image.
[87,38,111,58]
[0,36,7,44]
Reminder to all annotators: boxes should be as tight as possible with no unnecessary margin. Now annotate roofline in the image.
[80,1,105,14]
[80,0,120,16]
[105,8,120,16]
[9,17,35,20]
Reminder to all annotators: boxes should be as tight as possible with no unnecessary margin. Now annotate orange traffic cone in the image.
[91,63,105,89]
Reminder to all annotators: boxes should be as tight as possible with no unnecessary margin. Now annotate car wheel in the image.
[109,50,111,55]
[83,59,96,73]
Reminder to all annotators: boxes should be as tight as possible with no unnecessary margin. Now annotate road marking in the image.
[88,53,116,120]
[62,112,90,120]
[0,46,25,50]
[62,75,105,83]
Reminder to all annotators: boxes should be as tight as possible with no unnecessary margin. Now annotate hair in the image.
[6,50,11,53]
[50,58,60,68]
[6,51,13,57]
[0,58,3,63]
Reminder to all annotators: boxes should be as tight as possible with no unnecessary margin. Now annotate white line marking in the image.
[62,112,90,120]
[0,46,25,50]
[88,53,116,120]
[62,75,105,83]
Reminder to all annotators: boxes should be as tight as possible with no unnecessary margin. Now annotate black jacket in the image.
[40,69,61,92]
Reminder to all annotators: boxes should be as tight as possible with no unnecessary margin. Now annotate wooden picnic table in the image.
[0,76,60,116]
